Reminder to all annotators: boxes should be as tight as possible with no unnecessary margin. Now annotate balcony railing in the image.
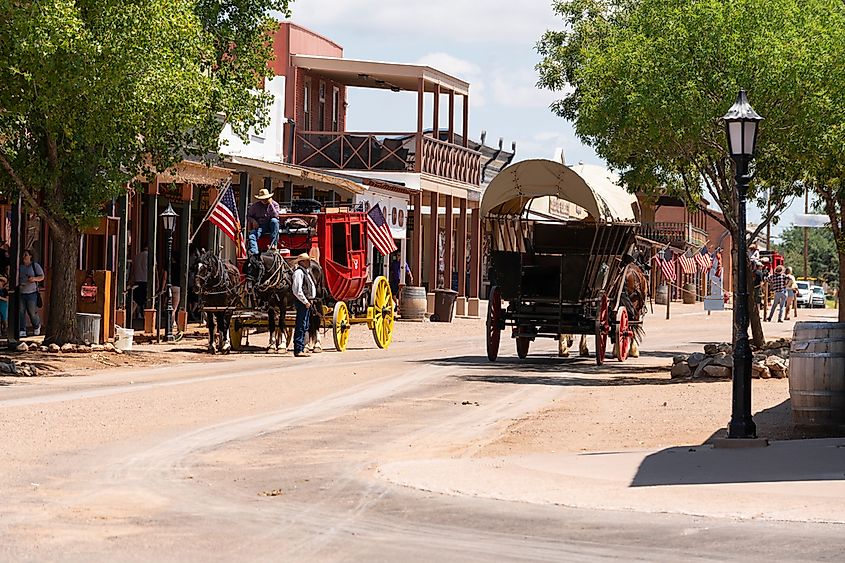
[640,222,708,248]
[294,131,481,186]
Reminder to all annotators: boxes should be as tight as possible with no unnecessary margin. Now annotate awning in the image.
[480,159,640,223]
[223,155,365,194]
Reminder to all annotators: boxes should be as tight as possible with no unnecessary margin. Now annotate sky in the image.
[284,0,802,239]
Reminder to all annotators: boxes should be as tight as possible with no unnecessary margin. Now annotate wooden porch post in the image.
[433,83,441,141]
[448,90,455,144]
[145,180,159,334]
[239,171,250,245]
[444,194,454,291]
[457,197,467,296]
[178,187,192,331]
[415,78,424,173]
[411,191,423,286]
[115,192,129,313]
[467,206,481,316]
[462,94,470,148]
[428,191,439,291]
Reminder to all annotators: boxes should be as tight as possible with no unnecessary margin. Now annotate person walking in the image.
[767,265,789,323]
[18,249,44,337]
[291,253,316,357]
[130,245,149,321]
[784,266,798,320]
[247,188,281,256]
[389,254,413,299]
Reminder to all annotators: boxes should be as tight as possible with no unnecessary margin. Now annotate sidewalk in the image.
[379,437,845,523]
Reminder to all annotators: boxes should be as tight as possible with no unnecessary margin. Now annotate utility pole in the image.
[766,187,771,250]
[804,188,809,279]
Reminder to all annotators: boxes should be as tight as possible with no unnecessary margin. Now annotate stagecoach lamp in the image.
[722,90,763,158]
[160,203,178,232]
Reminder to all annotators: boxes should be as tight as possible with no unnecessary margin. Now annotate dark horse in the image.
[192,250,242,354]
[246,252,325,353]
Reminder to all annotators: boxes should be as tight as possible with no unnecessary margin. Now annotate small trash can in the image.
[431,289,458,323]
[76,313,101,345]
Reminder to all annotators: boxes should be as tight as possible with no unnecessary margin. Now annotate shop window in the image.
[318,82,326,131]
[332,87,340,132]
[303,80,311,130]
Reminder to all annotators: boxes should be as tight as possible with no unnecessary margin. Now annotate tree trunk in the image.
[45,224,81,345]
[747,260,765,347]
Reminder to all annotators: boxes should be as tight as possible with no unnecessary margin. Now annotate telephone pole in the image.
[804,189,809,279]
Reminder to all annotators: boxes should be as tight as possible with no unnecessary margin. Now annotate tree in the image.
[775,226,838,285]
[0,0,290,344]
[537,0,841,345]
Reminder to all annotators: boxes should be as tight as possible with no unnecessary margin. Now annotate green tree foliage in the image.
[0,0,290,343]
[538,0,844,340]
[776,227,838,286]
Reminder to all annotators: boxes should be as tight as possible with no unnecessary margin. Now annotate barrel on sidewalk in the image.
[789,322,845,428]
[399,286,427,321]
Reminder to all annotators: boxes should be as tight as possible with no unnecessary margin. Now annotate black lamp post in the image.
[160,203,179,343]
[722,90,763,439]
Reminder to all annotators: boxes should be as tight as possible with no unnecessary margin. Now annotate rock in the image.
[60,343,74,353]
[76,345,92,353]
[692,357,713,378]
[711,353,733,368]
[766,355,788,378]
[672,354,689,366]
[16,343,28,352]
[687,352,706,368]
[0,363,11,373]
[104,343,116,353]
[671,363,692,378]
[777,347,790,359]
[48,343,60,353]
[703,365,732,378]
[717,343,733,354]
[703,344,719,355]
[28,343,39,351]
[753,353,768,364]
[113,347,123,355]
[752,362,771,379]
[39,346,48,353]
[91,344,104,352]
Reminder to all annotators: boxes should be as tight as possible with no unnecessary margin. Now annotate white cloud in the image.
[415,52,486,107]
[287,0,556,45]
[490,67,563,109]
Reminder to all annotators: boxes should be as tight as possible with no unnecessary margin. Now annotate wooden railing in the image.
[294,131,482,186]
[640,222,708,247]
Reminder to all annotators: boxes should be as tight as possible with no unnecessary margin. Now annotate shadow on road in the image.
[630,400,845,486]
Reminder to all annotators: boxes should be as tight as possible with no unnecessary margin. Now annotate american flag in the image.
[209,184,247,259]
[713,251,723,278]
[366,204,398,256]
[653,252,676,283]
[694,246,712,272]
[678,252,697,275]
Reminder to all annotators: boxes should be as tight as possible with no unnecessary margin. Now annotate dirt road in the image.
[2,307,844,561]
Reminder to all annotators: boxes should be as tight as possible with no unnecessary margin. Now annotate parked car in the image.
[796,281,812,308]
[811,285,826,308]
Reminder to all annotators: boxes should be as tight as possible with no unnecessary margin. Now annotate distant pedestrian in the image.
[0,275,8,335]
[767,265,789,323]
[18,249,44,337]
[389,254,413,298]
[131,245,149,320]
[291,253,316,357]
[784,266,798,320]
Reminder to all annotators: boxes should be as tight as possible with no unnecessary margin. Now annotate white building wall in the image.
[219,76,286,162]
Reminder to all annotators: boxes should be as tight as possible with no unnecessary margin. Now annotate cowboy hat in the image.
[255,188,274,200]
[292,253,311,264]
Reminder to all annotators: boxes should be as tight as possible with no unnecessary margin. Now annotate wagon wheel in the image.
[332,301,351,352]
[616,306,631,362]
[486,286,502,362]
[595,294,609,365]
[370,276,394,349]
[516,332,530,360]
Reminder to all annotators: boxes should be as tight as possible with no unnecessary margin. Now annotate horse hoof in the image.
[222,343,232,354]
[208,346,217,354]
[313,345,322,353]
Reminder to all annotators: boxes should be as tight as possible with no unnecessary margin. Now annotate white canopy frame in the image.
[481,159,640,223]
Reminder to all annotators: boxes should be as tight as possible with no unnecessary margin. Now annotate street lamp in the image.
[160,203,179,343]
[722,90,763,439]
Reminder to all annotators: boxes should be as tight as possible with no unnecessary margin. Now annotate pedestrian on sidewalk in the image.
[784,266,798,320]
[767,265,789,322]
[291,253,316,357]
[18,249,44,337]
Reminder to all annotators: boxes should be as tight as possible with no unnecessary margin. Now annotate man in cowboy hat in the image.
[767,264,789,323]
[247,188,281,256]
[291,253,316,357]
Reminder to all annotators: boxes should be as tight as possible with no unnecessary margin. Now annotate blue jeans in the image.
[294,300,310,353]
[768,290,787,321]
[248,218,280,255]
[19,291,40,332]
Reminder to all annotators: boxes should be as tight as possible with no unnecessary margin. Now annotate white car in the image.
[795,281,812,308]
[811,286,826,308]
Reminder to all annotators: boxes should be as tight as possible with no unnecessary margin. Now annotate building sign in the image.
[355,189,408,239]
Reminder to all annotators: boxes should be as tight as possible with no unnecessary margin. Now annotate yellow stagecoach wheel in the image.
[332,301,351,352]
[370,275,395,349]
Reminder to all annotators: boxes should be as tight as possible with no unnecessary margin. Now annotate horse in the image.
[246,252,325,353]
[559,262,649,359]
[192,250,241,354]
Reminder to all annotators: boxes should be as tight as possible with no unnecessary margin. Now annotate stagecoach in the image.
[483,160,643,365]
[229,206,395,351]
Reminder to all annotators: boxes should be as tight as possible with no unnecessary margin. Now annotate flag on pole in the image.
[366,204,398,256]
[713,251,723,279]
[678,252,696,274]
[653,253,676,282]
[209,184,247,259]
[694,246,712,272]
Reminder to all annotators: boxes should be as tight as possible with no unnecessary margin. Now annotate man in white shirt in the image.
[291,253,316,357]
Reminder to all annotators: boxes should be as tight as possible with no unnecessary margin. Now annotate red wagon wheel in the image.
[486,286,502,362]
[616,306,631,362]
[595,294,609,366]
[516,331,530,359]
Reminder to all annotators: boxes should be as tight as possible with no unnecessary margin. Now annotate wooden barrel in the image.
[789,322,845,427]
[682,283,697,304]
[399,286,427,321]
[655,285,669,305]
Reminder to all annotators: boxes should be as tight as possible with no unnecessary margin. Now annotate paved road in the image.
[1,311,844,561]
